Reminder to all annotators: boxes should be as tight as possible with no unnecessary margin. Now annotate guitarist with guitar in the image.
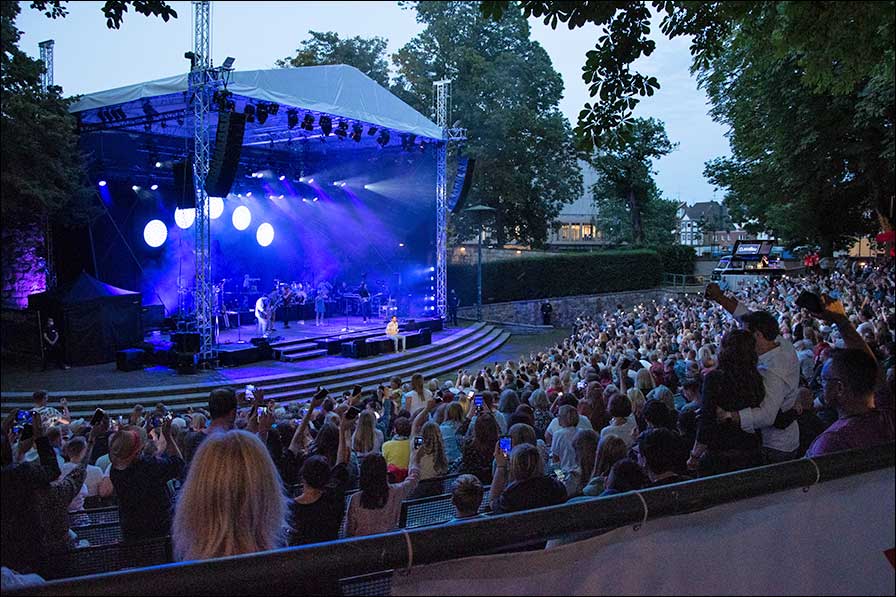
[358,281,371,324]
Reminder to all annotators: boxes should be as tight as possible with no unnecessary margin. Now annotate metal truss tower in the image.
[190,1,216,367]
[433,80,466,320]
[39,40,56,289]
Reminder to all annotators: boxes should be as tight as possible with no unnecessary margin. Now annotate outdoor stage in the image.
[214,314,385,345]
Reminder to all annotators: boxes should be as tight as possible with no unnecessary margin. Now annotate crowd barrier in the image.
[7,443,893,596]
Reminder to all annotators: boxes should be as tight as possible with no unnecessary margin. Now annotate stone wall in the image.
[457,289,673,327]
[2,222,47,310]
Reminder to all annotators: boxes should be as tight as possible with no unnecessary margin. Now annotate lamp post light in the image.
[464,205,497,321]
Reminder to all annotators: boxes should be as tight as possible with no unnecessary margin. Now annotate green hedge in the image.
[448,250,663,305]
[652,245,696,274]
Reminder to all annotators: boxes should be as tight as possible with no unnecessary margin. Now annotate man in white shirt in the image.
[386,316,405,352]
[254,295,270,337]
[705,283,800,462]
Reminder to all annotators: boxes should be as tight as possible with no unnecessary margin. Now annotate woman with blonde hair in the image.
[627,388,647,429]
[351,410,383,459]
[635,368,655,396]
[583,435,628,496]
[403,373,432,415]
[415,422,449,480]
[438,401,465,463]
[173,430,286,560]
[189,413,207,432]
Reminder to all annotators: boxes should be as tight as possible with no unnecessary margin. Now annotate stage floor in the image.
[1,319,471,393]
[214,315,385,346]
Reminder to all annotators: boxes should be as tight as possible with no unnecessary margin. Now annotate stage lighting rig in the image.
[112,107,127,121]
[367,126,378,136]
[98,108,110,123]
[257,103,269,125]
[287,109,299,129]
[335,120,349,140]
[302,113,315,131]
[268,103,279,116]
[244,104,256,123]
[351,123,364,142]
[377,129,390,147]
[320,116,333,136]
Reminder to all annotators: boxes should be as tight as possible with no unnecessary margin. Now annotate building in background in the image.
[546,160,605,249]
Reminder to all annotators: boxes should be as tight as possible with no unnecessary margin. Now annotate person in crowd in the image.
[544,398,592,446]
[381,416,412,472]
[688,329,765,475]
[600,395,637,448]
[410,400,449,480]
[805,320,894,456]
[449,474,485,521]
[706,283,801,463]
[2,412,100,574]
[600,459,647,496]
[60,436,105,511]
[289,413,352,546]
[453,412,499,484]
[528,389,553,441]
[172,430,286,560]
[490,443,567,514]
[638,428,691,487]
[183,388,237,469]
[550,405,581,472]
[561,429,599,498]
[351,410,384,460]
[438,402,465,463]
[583,435,628,496]
[403,373,432,415]
[109,417,183,542]
[345,445,421,537]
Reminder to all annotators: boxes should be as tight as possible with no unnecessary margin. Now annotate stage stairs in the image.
[1,323,509,419]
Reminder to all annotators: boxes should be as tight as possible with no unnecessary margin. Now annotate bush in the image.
[652,245,696,274]
[448,250,662,305]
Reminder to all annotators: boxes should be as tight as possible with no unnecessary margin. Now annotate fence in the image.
[7,443,893,596]
[660,272,707,293]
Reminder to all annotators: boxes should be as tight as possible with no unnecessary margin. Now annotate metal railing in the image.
[8,443,893,596]
[661,272,707,292]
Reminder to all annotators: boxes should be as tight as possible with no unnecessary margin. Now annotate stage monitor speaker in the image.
[172,332,200,353]
[176,351,197,375]
[116,348,145,372]
[448,158,476,213]
[206,111,246,198]
[173,159,195,209]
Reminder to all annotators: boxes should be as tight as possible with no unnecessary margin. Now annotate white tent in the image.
[69,65,444,141]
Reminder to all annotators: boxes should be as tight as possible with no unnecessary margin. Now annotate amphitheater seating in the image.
[399,487,491,529]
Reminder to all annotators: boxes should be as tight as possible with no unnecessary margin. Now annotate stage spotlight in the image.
[132,185,140,192]
[308,178,314,183]
[367,126,378,136]
[143,219,168,248]
[113,107,127,121]
[174,207,196,229]
[335,121,348,140]
[98,180,107,187]
[278,194,284,199]
[287,109,299,129]
[150,184,159,191]
[98,108,109,123]
[302,113,315,131]
[319,116,332,136]
[363,184,370,190]
[339,182,347,188]
[377,129,390,148]
[232,205,251,230]
[268,103,279,116]
[279,175,286,181]
[208,196,224,219]
[246,191,252,197]
[155,161,162,168]
[256,223,274,247]
[351,123,363,142]
[244,104,256,123]
[257,103,269,125]
[399,242,405,247]
[312,197,318,202]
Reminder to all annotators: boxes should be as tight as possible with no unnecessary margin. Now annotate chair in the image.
[69,506,120,528]
[44,536,172,580]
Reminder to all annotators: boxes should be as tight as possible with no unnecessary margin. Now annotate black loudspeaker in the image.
[206,111,246,198]
[172,332,200,353]
[173,159,195,209]
[116,349,145,372]
[449,158,476,213]
[176,351,197,374]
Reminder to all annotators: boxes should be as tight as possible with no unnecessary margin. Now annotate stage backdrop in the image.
[28,272,142,366]
[392,467,895,596]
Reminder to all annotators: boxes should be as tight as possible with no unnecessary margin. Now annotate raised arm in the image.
[704,283,740,317]
[289,389,327,456]
[811,296,876,361]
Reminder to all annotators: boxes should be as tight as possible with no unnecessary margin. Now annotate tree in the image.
[276,31,391,88]
[589,117,676,244]
[393,2,582,247]
[29,0,177,29]
[480,1,895,154]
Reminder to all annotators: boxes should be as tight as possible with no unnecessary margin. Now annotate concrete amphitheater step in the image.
[1,324,509,418]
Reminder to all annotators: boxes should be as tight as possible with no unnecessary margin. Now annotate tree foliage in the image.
[589,117,676,245]
[275,31,391,88]
[479,1,895,152]
[394,1,582,247]
[29,0,177,29]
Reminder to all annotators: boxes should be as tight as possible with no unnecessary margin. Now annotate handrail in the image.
[8,443,893,596]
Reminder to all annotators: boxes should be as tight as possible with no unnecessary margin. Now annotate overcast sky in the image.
[16,0,730,205]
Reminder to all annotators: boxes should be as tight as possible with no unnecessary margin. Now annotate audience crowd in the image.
[2,257,893,586]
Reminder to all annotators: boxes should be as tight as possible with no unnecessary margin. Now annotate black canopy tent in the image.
[28,273,142,365]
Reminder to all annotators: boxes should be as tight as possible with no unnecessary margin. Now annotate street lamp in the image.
[464,204,497,321]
